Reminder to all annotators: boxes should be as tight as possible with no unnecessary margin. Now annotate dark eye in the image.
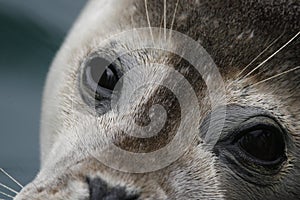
[237,126,285,163]
[210,106,289,184]
[82,56,122,101]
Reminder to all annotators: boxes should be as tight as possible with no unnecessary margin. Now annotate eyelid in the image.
[215,114,284,145]
[230,117,283,145]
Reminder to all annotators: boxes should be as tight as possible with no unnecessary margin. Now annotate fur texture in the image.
[15,0,299,199]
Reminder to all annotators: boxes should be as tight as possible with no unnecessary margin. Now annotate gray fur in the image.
[15,0,299,199]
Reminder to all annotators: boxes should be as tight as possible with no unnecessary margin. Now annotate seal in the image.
[15,0,300,199]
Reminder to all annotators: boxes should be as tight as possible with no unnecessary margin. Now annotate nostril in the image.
[123,194,139,200]
[86,177,139,200]
[87,177,108,199]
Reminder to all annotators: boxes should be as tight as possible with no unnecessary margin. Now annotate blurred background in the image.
[0,0,86,197]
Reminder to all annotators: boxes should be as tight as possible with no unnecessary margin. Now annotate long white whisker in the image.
[168,0,179,41]
[0,190,14,199]
[242,31,300,79]
[0,182,19,195]
[158,16,164,40]
[251,66,300,87]
[164,0,167,41]
[237,32,285,78]
[0,168,23,189]
[144,0,154,44]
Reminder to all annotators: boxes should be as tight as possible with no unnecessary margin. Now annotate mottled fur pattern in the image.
[15,0,299,199]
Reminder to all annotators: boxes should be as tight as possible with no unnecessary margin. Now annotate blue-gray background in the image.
[0,0,86,197]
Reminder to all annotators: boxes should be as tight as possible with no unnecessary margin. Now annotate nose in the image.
[87,177,139,200]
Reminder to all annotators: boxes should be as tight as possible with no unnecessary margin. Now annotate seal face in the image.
[15,0,300,199]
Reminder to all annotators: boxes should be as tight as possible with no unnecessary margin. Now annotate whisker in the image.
[168,0,179,41]
[0,168,23,189]
[0,182,19,195]
[242,31,300,79]
[144,0,155,43]
[0,190,14,199]
[236,32,285,78]
[164,0,167,41]
[251,66,300,87]
[158,15,164,40]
